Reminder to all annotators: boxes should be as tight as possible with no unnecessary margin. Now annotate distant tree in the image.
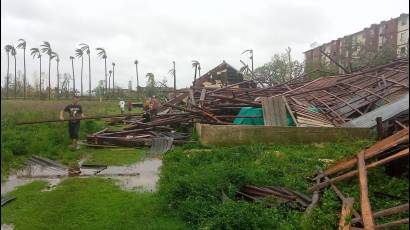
[79,43,91,96]
[108,70,112,95]
[191,60,200,85]
[30,48,42,97]
[70,56,75,95]
[145,72,157,97]
[40,41,54,99]
[111,62,115,96]
[75,48,84,96]
[134,60,139,91]
[17,39,27,99]
[52,52,60,97]
[254,47,304,86]
[96,48,107,95]
[4,44,13,98]
[10,46,17,98]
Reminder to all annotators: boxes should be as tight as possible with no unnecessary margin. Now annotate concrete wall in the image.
[196,124,373,146]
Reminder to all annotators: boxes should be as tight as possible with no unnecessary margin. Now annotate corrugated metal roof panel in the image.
[343,93,409,128]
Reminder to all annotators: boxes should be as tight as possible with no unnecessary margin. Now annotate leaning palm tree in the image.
[134,60,139,92]
[17,39,27,99]
[30,48,42,97]
[75,48,84,96]
[192,60,199,85]
[96,48,107,96]
[70,56,75,95]
[11,46,17,98]
[40,41,53,99]
[112,62,116,96]
[4,45,13,98]
[79,43,91,97]
[108,70,112,96]
[52,52,60,98]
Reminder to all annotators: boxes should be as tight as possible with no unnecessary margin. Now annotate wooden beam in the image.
[357,151,375,229]
[339,197,355,230]
[310,148,409,192]
[375,218,409,229]
[351,203,409,224]
[282,96,299,127]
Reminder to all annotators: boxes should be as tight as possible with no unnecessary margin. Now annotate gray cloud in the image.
[2,0,409,89]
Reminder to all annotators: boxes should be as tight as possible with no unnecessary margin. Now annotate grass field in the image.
[1,99,408,229]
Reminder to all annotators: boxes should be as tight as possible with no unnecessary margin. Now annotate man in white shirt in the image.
[119,100,125,114]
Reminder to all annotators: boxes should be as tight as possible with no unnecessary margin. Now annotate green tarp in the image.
[233,107,295,126]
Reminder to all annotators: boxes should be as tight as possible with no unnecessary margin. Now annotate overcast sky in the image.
[1,0,409,90]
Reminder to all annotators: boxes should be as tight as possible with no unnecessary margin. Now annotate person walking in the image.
[119,99,125,114]
[60,96,85,150]
[149,95,159,117]
[127,100,132,112]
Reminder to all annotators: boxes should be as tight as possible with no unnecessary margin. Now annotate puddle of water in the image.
[1,224,14,230]
[1,158,162,195]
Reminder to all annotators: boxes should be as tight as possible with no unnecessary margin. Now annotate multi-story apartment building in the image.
[304,13,409,73]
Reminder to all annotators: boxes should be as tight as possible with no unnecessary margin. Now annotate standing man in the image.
[127,99,133,112]
[60,95,84,150]
[119,99,125,114]
[149,95,159,117]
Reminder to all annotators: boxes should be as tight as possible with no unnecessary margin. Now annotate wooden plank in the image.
[357,151,375,229]
[321,128,409,178]
[189,89,196,105]
[351,203,409,224]
[262,96,287,127]
[339,197,355,230]
[282,96,299,127]
[375,218,409,229]
[310,148,409,192]
[262,97,274,126]
[274,96,287,127]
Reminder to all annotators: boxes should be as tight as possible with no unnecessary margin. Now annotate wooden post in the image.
[376,117,384,140]
[357,151,375,229]
[339,197,355,230]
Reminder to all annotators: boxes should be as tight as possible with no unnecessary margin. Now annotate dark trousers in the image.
[68,122,80,139]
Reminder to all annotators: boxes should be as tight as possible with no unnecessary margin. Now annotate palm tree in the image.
[52,52,60,98]
[108,70,112,95]
[4,45,13,98]
[17,39,27,99]
[242,49,254,72]
[192,60,199,86]
[134,60,139,92]
[75,48,84,96]
[70,56,75,95]
[40,41,53,99]
[11,46,17,98]
[79,43,91,97]
[111,62,115,96]
[30,48,42,97]
[96,48,107,96]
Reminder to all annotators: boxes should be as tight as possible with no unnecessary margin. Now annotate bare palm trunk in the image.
[104,58,107,96]
[108,73,111,94]
[56,61,60,99]
[23,48,26,99]
[6,53,9,99]
[112,65,115,97]
[80,56,83,96]
[88,54,91,97]
[14,55,17,98]
[39,56,42,98]
[135,64,139,92]
[48,57,51,100]
[71,59,75,96]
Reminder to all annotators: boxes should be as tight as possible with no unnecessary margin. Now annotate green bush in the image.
[159,142,408,229]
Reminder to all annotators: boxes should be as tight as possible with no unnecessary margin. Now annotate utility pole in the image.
[134,60,139,93]
[242,49,254,73]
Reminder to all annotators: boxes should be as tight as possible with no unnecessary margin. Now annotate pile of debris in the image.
[85,59,408,148]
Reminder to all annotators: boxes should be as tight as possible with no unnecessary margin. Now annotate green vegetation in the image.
[1,178,189,230]
[84,148,147,165]
[1,99,121,180]
[159,142,409,229]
